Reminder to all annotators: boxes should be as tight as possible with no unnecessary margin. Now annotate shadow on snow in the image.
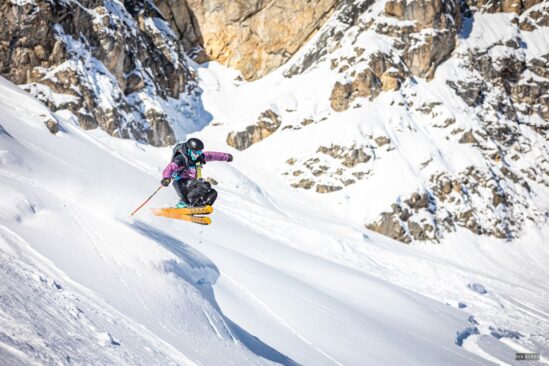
[129,220,300,366]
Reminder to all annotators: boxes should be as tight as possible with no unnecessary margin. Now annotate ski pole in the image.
[130,185,163,216]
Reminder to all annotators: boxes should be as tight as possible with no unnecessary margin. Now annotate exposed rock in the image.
[469,0,543,14]
[446,80,486,106]
[145,111,177,147]
[0,0,197,146]
[366,212,412,244]
[284,0,375,77]
[285,142,377,191]
[316,184,343,193]
[317,144,371,167]
[330,53,400,111]
[408,221,434,241]
[459,130,479,144]
[341,178,356,186]
[384,0,461,78]
[44,118,59,134]
[156,0,338,80]
[374,136,391,146]
[226,109,281,150]
[291,179,315,190]
[330,82,353,112]
[368,157,543,243]
[352,171,369,180]
[380,70,401,91]
[404,192,429,210]
[351,69,382,101]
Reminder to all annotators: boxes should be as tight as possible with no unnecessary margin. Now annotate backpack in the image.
[172,142,186,160]
[171,142,204,178]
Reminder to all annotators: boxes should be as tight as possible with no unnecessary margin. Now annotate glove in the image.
[161,177,171,187]
[227,154,233,162]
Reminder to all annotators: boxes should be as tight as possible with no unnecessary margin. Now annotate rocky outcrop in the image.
[317,144,372,168]
[326,0,461,112]
[366,193,437,243]
[330,69,381,111]
[44,117,60,135]
[468,0,543,14]
[155,0,338,80]
[330,52,407,111]
[367,163,542,243]
[284,143,378,192]
[383,0,462,79]
[226,109,281,151]
[0,0,198,146]
[446,14,548,130]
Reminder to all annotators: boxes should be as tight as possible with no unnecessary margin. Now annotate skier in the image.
[161,138,233,208]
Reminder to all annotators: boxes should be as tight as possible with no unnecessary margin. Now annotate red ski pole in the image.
[130,186,163,216]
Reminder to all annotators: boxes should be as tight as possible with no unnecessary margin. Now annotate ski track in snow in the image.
[221,273,344,366]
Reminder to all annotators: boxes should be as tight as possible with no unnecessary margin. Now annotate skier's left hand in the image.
[161,177,171,187]
[227,154,233,162]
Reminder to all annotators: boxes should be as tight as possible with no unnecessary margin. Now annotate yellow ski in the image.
[152,205,213,216]
[151,206,213,225]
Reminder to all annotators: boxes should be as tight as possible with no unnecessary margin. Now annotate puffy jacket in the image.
[162,151,231,180]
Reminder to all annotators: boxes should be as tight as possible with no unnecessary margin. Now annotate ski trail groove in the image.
[222,272,344,366]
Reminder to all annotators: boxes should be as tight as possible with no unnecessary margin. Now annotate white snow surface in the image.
[1,71,548,364]
[1,5,549,365]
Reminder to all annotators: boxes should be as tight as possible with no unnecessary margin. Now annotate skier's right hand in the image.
[161,178,171,187]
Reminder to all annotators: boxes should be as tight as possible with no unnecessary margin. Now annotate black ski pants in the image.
[173,179,218,206]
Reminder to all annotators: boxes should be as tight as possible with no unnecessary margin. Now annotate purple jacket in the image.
[162,151,231,180]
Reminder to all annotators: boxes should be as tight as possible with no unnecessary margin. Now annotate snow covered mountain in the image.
[2,0,547,243]
[1,0,549,365]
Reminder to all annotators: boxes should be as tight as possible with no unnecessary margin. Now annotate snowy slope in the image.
[2,62,549,366]
[0,76,288,366]
[177,2,549,363]
[1,1,549,364]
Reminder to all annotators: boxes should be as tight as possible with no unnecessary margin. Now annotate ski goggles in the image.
[188,148,203,158]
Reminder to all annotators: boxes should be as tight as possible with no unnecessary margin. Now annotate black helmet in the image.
[186,138,204,151]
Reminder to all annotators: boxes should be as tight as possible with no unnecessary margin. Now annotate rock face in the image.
[383,0,462,79]
[283,142,385,193]
[327,0,461,112]
[469,0,542,13]
[367,163,541,242]
[0,0,200,146]
[277,0,548,244]
[155,0,339,80]
[329,52,408,112]
[226,109,281,150]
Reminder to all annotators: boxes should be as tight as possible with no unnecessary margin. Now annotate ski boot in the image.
[175,201,189,209]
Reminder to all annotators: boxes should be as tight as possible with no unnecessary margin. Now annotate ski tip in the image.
[195,217,212,225]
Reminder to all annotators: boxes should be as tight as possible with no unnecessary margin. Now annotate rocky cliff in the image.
[220,0,548,244]
[0,0,204,146]
[155,0,339,80]
[1,0,547,244]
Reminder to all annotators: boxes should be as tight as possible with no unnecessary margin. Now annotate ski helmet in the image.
[186,138,204,151]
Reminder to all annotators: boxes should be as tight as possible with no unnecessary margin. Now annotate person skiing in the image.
[161,138,233,208]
